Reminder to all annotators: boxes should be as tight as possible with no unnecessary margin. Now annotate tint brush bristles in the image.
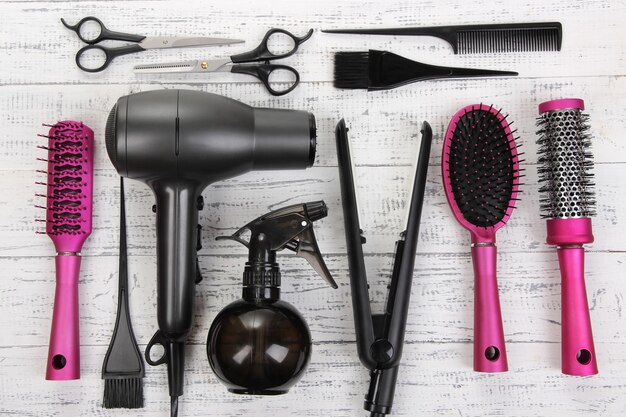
[333,52,370,89]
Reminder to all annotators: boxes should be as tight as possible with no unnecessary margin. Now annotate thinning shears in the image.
[134,28,314,96]
[61,16,244,72]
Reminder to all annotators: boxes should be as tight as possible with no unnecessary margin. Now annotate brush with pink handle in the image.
[537,98,598,376]
[442,104,522,372]
[36,121,94,380]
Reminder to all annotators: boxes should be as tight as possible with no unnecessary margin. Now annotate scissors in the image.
[61,16,244,73]
[134,28,314,96]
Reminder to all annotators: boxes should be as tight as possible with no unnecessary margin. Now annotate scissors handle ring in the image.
[75,43,144,72]
[231,63,301,96]
[231,28,314,63]
[61,16,145,45]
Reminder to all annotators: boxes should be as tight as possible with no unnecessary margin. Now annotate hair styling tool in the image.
[134,28,314,96]
[61,16,243,72]
[536,98,598,376]
[333,50,517,91]
[102,177,145,408]
[105,89,318,416]
[323,22,562,54]
[442,104,522,372]
[208,201,337,394]
[335,119,432,417]
[36,121,94,380]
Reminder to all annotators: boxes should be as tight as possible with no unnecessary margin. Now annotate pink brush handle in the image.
[558,247,598,376]
[471,245,508,372]
[46,255,81,380]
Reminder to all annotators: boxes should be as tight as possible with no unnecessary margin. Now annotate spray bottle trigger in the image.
[288,227,338,289]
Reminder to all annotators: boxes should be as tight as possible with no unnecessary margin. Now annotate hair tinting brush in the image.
[36,121,94,380]
[442,105,522,372]
[102,177,145,408]
[335,119,432,417]
[334,50,517,91]
[536,98,598,376]
[324,22,562,54]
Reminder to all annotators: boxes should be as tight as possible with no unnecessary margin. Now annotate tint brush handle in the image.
[471,245,508,372]
[558,247,598,376]
[46,255,81,380]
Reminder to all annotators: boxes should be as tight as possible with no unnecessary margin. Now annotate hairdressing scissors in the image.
[61,16,244,73]
[134,28,314,96]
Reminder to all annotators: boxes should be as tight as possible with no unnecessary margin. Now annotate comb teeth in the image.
[36,121,94,245]
[457,27,561,54]
[536,106,595,219]
[333,52,370,89]
[445,104,521,228]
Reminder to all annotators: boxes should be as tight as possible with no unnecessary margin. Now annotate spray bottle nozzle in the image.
[217,201,337,289]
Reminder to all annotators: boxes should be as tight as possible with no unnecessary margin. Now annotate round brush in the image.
[536,98,598,376]
[442,104,522,372]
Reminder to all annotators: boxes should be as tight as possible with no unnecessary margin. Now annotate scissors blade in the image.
[139,36,244,50]
[134,59,231,74]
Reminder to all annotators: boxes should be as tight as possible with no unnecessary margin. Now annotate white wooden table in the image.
[2,0,625,416]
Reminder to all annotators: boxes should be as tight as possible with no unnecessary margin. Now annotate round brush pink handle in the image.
[558,247,598,376]
[46,255,81,380]
[471,245,508,372]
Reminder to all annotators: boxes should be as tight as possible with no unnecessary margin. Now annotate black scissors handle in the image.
[230,28,314,63]
[231,64,300,96]
[61,16,145,45]
[74,43,145,72]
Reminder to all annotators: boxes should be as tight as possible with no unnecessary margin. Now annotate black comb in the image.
[324,22,562,54]
[446,106,522,227]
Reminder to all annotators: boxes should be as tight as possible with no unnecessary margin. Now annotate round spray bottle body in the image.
[207,201,337,394]
[207,280,312,394]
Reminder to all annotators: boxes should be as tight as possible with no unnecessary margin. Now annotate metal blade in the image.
[134,59,231,74]
[140,36,244,50]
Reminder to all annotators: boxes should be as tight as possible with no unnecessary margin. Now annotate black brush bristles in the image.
[333,51,370,89]
[447,105,521,228]
[457,26,561,54]
[536,108,595,219]
[104,378,144,409]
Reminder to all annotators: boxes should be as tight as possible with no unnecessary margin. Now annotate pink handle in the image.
[46,255,81,380]
[558,247,598,376]
[471,245,508,372]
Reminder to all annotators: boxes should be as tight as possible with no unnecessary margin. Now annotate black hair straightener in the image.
[334,119,432,417]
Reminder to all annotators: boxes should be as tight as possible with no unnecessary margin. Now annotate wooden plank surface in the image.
[1,0,625,416]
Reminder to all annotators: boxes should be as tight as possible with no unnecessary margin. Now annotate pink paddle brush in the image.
[36,121,94,380]
[537,98,598,376]
[442,104,521,372]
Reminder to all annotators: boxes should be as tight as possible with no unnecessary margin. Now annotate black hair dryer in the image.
[208,201,337,394]
[105,89,317,415]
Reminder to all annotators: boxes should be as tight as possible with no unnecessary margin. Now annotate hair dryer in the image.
[105,89,317,415]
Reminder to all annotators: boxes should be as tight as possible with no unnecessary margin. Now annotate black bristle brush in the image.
[334,50,517,91]
[102,177,145,408]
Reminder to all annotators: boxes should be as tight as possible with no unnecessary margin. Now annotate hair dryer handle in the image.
[46,255,81,380]
[558,247,598,375]
[154,182,199,341]
[471,245,508,372]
